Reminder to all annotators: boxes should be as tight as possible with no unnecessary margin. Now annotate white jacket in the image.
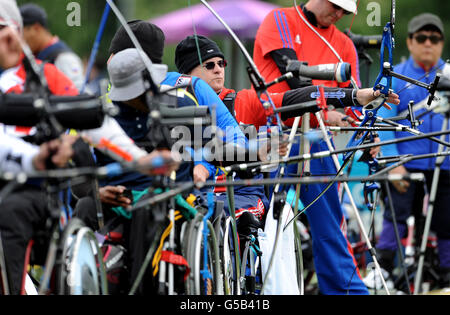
[0,131,39,174]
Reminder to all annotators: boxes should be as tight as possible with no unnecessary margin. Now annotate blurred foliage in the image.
[16,0,450,88]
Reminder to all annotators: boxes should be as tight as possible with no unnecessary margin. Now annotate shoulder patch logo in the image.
[175,75,192,90]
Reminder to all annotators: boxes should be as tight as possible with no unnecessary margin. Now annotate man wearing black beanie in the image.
[109,20,165,64]
[175,34,400,295]
[175,35,225,74]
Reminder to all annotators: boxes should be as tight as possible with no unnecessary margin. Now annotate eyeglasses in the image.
[413,34,444,44]
[331,3,352,15]
[203,60,227,70]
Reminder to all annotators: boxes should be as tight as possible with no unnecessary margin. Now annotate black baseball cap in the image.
[408,13,444,36]
[175,35,225,74]
[109,20,165,64]
[19,3,48,28]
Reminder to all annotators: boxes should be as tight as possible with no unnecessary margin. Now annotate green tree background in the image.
[16,0,450,89]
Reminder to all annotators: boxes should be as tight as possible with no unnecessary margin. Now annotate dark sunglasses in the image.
[414,34,443,44]
[203,60,227,70]
[331,3,352,15]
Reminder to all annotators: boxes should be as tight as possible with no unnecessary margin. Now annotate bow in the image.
[339,0,398,295]
[81,3,111,94]
[373,0,440,104]
[344,0,397,161]
[197,1,285,132]
[198,0,304,295]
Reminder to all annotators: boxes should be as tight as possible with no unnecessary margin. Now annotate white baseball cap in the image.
[328,0,358,14]
[0,0,23,31]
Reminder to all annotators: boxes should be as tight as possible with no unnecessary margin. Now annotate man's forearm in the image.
[280,86,358,120]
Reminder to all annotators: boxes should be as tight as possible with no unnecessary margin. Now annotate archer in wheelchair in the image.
[0,9,179,295]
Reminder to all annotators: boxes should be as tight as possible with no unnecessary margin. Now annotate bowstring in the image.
[348,0,361,32]
[189,0,204,71]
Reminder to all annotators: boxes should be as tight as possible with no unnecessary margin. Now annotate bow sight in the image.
[377,62,441,106]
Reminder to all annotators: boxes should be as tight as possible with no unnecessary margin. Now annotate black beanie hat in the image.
[175,35,225,74]
[109,20,165,64]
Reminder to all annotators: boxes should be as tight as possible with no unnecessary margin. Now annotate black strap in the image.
[37,41,72,64]
[222,92,237,118]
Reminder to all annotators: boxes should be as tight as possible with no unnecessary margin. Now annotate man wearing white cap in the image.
[254,0,369,295]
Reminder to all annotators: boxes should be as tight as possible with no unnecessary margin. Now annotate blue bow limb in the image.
[373,22,395,96]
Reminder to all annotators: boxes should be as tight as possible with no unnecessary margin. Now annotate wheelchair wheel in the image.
[181,214,202,294]
[240,237,262,295]
[218,216,240,295]
[55,218,108,295]
[294,225,304,294]
[184,213,223,295]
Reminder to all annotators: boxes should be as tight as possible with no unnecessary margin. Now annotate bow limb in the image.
[199,0,283,130]
[81,3,111,94]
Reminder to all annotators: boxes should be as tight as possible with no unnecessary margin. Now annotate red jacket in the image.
[219,87,285,129]
[0,56,79,136]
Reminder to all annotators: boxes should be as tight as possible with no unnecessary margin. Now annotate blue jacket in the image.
[378,56,450,171]
[162,72,248,178]
[164,73,269,209]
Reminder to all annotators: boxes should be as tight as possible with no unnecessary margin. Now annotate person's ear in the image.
[32,23,41,33]
[406,36,413,50]
[107,54,114,65]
